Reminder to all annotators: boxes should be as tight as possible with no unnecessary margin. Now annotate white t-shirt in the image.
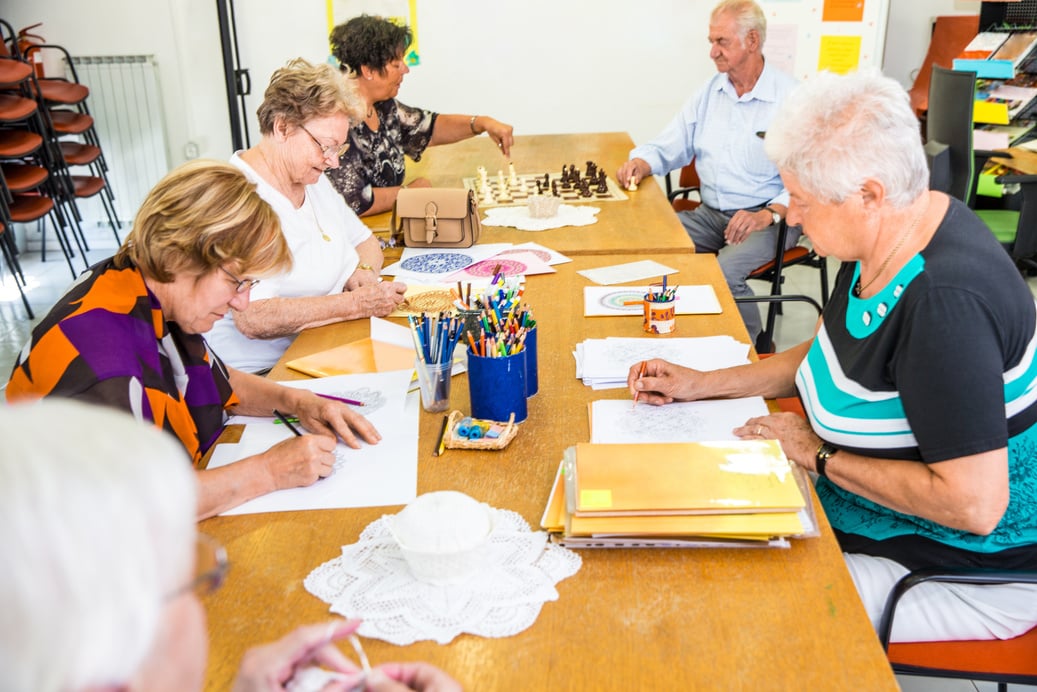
[204,152,373,372]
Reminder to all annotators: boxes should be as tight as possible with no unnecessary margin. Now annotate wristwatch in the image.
[815,442,838,479]
[765,205,782,226]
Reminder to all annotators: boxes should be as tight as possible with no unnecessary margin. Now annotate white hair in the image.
[712,0,767,45]
[0,399,197,692]
[764,69,929,207]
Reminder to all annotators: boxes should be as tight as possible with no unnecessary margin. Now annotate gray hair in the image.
[0,400,197,692]
[712,0,767,46]
[764,69,929,207]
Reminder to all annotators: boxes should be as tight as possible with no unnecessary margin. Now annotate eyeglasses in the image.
[169,533,229,599]
[299,124,350,160]
[220,266,260,294]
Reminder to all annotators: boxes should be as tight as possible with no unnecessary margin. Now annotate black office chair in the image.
[927,65,1037,270]
[667,161,830,353]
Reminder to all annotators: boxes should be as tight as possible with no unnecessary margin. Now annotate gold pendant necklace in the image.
[854,197,929,297]
[307,194,331,242]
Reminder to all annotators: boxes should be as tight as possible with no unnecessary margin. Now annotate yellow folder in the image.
[569,440,806,516]
[285,338,415,377]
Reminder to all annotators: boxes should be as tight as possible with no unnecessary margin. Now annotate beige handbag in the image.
[393,188,482,248]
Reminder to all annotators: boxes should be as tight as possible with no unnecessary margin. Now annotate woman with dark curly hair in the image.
[327,14,515,216]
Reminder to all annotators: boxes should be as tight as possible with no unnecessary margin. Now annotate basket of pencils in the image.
[443,410,519,450]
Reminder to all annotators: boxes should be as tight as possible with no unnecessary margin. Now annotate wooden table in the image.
[364,132,694,256]
[201,253,896,691]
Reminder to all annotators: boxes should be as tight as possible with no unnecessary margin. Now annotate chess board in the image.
[462,169,629,207]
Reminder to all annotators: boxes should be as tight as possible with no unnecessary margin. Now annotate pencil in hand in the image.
[632,360,648,410]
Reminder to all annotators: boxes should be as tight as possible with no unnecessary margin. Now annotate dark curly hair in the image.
[330,14,412,76]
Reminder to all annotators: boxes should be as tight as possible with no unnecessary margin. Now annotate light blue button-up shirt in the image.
[631,62,798,212]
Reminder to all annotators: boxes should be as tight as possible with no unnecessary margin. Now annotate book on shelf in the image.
[975,83,1037,125]
[974,121,1036,150]
[565,440,807,517]
[955,30,1037,79]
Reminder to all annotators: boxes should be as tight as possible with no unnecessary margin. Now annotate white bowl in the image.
[386,491,495,585]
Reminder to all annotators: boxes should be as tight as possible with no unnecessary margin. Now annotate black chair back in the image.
[927,65,977,205]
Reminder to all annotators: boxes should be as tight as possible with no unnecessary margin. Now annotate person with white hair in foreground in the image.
[0,399,459,691]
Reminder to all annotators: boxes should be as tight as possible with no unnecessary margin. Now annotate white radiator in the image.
[66,55,169,231]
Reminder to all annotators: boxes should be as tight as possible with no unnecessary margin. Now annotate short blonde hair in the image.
[114,159,291,283]
[256,57,366,133]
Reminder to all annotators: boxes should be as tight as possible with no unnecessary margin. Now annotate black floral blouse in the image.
[326,98,437,214]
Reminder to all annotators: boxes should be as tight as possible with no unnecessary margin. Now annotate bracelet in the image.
[469,115,479,135]
[358,263,375,272]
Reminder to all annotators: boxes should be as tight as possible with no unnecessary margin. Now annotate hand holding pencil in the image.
[627,358,709,406]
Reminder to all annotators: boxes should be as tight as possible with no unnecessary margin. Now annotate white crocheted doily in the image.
[481,204,600,231]
[304,507,582,645]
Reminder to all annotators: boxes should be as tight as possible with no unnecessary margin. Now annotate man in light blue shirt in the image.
[618,0,800,347]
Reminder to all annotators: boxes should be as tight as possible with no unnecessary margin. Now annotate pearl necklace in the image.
[854,198,929,297]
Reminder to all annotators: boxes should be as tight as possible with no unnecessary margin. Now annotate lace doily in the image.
[305,507,582,645]
[482,204,600,231]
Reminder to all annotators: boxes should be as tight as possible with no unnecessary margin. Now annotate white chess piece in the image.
[627,176,639,192]
[478,165,488,187]
[497,170,506,190]
[482,183,495,205]
[508,162,518,187]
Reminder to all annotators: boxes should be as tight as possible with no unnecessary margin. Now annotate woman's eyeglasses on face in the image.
[169,533,229,599]
[220,266,260,294]
[299,124,350,160]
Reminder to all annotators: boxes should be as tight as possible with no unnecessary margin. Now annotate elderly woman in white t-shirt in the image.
[206,57,406,373]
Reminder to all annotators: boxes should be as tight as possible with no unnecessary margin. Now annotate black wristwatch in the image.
[815,442,838,479]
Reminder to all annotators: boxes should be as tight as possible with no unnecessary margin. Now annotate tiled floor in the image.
[3,230,1037,690]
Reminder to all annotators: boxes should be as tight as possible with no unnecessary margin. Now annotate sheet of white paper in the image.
[212,370,418,514]
[576,260,679,286]
[574,336,750,389]
[590,397,769,443]
[583,285,722,316]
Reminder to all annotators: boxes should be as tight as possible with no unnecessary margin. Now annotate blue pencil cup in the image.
[467,349,528,423]
[524,326,538,397]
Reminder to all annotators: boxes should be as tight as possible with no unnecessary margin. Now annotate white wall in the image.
[0,0,980,171]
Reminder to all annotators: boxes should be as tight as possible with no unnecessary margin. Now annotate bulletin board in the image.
[760,0,891,81]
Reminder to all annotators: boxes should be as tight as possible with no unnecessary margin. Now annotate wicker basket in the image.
[443,410,519,450]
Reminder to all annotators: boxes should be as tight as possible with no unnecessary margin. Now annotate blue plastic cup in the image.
[467,349,528,423]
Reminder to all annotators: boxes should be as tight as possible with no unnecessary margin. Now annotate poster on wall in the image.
[328,0,421,66]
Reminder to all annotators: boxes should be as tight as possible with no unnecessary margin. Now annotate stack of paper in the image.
[574,335,750,389]
[541,441,813,548]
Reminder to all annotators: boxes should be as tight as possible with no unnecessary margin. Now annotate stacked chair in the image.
[0,18,121,295]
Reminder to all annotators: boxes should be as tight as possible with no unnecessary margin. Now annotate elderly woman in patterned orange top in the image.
[7,159,381,519]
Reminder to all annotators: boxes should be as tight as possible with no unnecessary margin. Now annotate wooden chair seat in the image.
[0,92,38,121]
[70,174,105,198]
[9,192,55,222]
[48,109,93,134]
[34,78,89,105]
[0,128,43,157]
[748,245,811,278]
[0,57,32,86]
[59,141,101,165]
[1,162,47,192]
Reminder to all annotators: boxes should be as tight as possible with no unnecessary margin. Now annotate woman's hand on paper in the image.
[628,358,707,405]
[263,434,338,489]
[293,392,382,449]
[233,620,362,692]
[735,412,820,468]
[348,281,407,318]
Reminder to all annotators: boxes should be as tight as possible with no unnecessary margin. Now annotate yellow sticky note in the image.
[818,35,862,74]
[580,489,613,511]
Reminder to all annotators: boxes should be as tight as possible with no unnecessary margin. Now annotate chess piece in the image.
[478,165,488,187]
[496,185,512,203]
[497,170,506,190]
[508,162,519,186]
[627,176,638,191]
[482,182,496,205]
[585,161,597,179]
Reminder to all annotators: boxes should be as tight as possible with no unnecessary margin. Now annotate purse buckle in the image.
[423,201,438,243]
